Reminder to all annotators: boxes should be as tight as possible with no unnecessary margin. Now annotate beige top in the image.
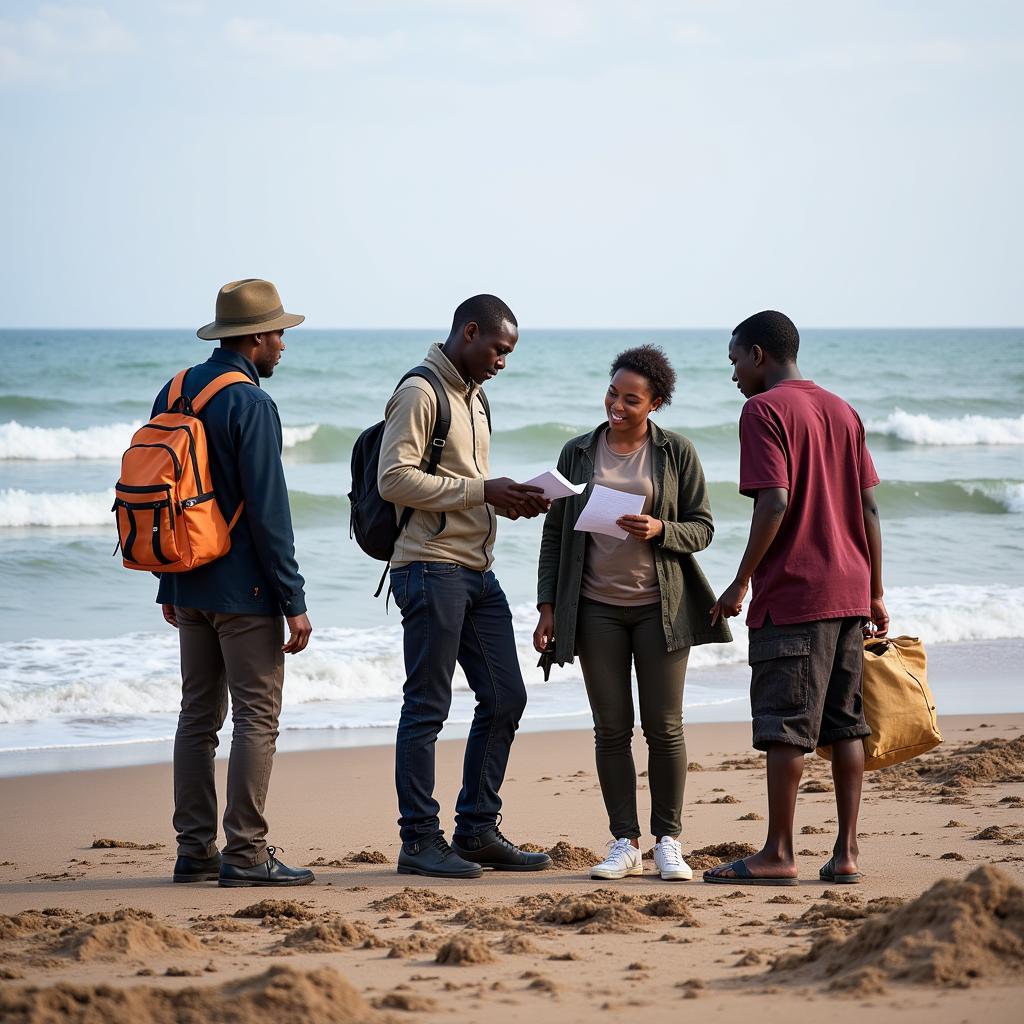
[377,344,495,571]
[580,432,660,606]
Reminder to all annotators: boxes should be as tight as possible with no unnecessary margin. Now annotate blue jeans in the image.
[390,562,527,844]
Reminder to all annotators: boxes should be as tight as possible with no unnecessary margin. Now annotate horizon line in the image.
[2,324,1022,332]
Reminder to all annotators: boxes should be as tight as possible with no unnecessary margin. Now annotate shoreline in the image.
[2,637,1021,778]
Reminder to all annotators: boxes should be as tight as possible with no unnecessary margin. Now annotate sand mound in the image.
[447,905,522,931]
[90,838,163,850]
[280,917,376,953]
[641,895,701,925]
[533,888,698,932]
[2,908,162,948]
[386,933,439,959]
[233,900,314,922]
[773,866,1024,990]
[59,917,203,962]
[500,932,541,953]
[545,842,597,870]
[0,910,71,941]
[375,991,438,1011]
[578,906,649,934]
[927,737,1024,790]
[435,935,496,965]
[686,842,758,872]
[369,888,461,914]
[347,849,389,864]
[0,965,378,1023]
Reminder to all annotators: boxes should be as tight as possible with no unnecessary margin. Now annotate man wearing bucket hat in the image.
[153,278,314,887]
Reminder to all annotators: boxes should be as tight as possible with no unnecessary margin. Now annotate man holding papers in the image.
[534,345,731,882]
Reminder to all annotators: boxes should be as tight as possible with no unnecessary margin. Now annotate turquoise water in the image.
[1,328,1022,757]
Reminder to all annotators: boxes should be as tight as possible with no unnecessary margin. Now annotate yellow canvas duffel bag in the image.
[817,635,941,770]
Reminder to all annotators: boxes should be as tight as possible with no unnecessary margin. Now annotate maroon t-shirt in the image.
[738,379,879,628]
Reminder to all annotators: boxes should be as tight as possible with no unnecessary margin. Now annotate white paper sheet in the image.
[573,484,645,540]
[523,468,587,501]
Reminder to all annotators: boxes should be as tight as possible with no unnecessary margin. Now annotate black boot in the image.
[398,832,483,879]
[172,852,222,883]
[218,846,314,887]
[452,820,553,871]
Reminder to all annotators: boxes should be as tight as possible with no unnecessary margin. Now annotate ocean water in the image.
[1,328,1022,767]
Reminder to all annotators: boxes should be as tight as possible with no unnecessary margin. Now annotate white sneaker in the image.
[653,836,693,881]
[590,838,643,880]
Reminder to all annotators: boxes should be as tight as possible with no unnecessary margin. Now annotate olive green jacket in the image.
[537,421,733,664]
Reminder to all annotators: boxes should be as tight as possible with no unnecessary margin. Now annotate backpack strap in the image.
[478,388,492,433]
[191,371,258,413]
[390,365,452,538]
[396,366,452,475]
[167,369,189,412]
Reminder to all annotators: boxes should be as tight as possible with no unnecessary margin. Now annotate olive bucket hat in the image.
[196,278,305,340]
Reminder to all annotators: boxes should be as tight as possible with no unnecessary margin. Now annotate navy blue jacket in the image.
[151,348,306,617]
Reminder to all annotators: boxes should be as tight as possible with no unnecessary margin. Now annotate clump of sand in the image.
[685,842,758,872]
[233,900,314,923]
[801,780,833,793]
[280,917,377,953]
[0,909,73,942]
[347,849,389,864]
[59,914,203,962]
[971,826,1024,842]
[435,935,496,965]
[1,908,199,964]
[375,990,438,1011]
[387,933,439,959]
[926,737,1024,791]
[545,842,598,870]
[369,888,462,914]
[500,932,541,954]
[534,889,700,933]
[773,866,1024,991]
[90,838,163,850]
[0,965,379,1023]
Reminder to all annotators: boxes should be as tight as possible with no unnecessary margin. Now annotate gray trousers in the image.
[173,607,284,867]
[576,598,690,840]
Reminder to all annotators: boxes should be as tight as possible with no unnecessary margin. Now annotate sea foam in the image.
[0,489,112,527]
[1,585,1021,731]
[868,410,1024,445]
[0,420,319,460]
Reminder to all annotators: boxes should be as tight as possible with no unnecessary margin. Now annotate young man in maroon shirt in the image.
[708,310,889,886]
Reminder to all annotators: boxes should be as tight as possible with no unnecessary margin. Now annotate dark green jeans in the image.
[576,597,690,840]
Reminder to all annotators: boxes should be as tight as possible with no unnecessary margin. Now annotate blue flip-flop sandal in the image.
[819,857,863,884]
[702,859,799,886]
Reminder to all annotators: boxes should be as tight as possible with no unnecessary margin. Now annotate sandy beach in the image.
[1,714,1022,1021]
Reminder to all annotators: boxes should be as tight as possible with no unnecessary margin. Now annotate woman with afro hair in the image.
[535,344,731,881]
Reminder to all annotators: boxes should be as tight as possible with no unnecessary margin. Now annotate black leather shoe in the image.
[218,846,314,887]
[172,852,222,883]
[452,820,553,871]
[398,833,483,879]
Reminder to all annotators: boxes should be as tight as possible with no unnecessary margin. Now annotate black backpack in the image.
[348,366,490,595]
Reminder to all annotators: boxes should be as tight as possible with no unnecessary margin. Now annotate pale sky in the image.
[1,1,1021,328]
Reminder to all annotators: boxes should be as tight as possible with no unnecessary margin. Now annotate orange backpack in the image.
[113,368,255,573]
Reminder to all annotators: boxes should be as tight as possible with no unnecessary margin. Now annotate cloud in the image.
[224,17,408,70]
[0,4,136,82]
